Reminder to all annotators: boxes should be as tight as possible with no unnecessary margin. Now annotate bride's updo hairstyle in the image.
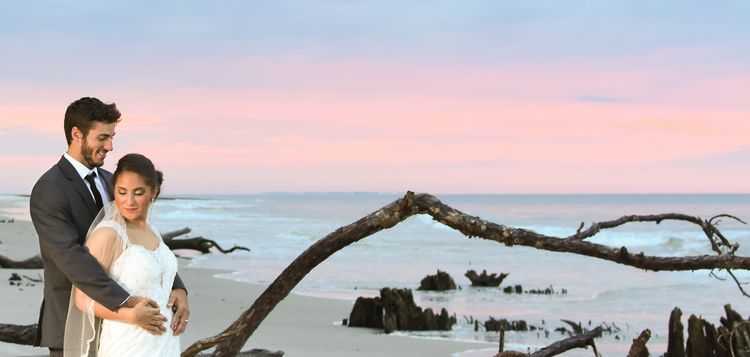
[113,153,164,199]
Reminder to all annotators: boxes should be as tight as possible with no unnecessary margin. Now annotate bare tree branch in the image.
[165,236,250,254]
[182,192,749,356]
[569,213,705,241]
[0,324,36,345]
[0,228,247,271]
[530,326,602,357]
[0,254,42,269]
[726,270,750,298]
[708,214,745,254]
[161,228,251,254]
[162,227,193,241]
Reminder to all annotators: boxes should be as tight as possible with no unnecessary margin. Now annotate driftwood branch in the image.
[165,237,250,254]
[726,269,750,298]
[0,254,42,269]
[0,324,36,345]
[497,327,603,357]
[183,191,749,356]
[162,227,192,241]
[559,320,584,335]
[0,228,247,271]
[530,326,602,357]
[162,228,251,254]
[0,232,248,344]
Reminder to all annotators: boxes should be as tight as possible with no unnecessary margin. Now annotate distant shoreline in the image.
[3,192,750,198]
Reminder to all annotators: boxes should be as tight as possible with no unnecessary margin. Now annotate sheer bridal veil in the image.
[63,202,127,357]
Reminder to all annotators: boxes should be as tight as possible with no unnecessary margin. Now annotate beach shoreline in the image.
[0,214,494,356]
[4,193,750,356]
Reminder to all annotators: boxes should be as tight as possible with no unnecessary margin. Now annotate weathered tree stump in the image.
[501,284,525,294]
[465,269,508,287]
[417,270,457,291]
[717,325,732,356]
[381,287,456,332]
[721,304,750,357]
[527,287,553,295]
[348,288,455,334]
[484,317,529,332]
[721,303,744,328]
[627,329,650,357]
[347,296,383,329]
[686,315,706,357]
[497,326,505,353]
[702,320,725,357]
[663,305,750,357]
[667,307,685,357]
[436,307,453,331]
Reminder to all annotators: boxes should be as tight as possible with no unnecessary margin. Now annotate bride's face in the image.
[114,171,155,223]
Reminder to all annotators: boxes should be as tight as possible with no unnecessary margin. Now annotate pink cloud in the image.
[0,106,59,133]
[2,52,748,193]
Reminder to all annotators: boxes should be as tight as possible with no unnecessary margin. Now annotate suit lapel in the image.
[56,156,98,216]
[99,169,114,202]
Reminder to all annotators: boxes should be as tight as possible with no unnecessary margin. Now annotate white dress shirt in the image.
[63,152,111,205]
[62,152,130,306]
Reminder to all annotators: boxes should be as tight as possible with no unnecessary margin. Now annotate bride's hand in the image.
[126,296,167,335]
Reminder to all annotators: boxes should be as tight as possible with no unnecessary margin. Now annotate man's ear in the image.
[71,127,83,142]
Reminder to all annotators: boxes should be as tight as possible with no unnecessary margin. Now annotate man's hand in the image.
[125,296,167,335]
[167,288,189,336]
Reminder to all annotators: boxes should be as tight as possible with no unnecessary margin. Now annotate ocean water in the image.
[2,193,749,355]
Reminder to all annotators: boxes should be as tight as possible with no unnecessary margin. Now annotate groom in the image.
[30,97,190,356]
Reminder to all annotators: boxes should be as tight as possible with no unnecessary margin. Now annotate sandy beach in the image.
[0,210,493,356]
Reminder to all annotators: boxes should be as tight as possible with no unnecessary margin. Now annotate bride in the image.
[65,153,183,356]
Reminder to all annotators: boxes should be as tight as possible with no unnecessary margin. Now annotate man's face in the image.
[74,122,117,169]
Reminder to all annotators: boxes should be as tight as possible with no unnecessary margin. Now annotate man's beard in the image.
[80,137,104,168]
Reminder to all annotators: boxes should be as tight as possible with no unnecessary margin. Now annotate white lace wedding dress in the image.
[95,219,180,356]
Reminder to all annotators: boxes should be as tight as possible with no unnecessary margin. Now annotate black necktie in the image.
[85,171,104,211]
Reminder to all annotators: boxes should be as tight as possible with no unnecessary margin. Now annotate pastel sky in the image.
[1,1,748,194]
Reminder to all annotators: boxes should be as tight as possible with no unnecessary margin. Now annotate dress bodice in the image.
[93,220,180,357]
[96,220,178,303]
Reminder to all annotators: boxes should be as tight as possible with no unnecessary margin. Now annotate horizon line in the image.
[5,191,750,198]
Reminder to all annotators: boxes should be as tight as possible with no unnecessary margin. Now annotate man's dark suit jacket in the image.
[30,156,185,348]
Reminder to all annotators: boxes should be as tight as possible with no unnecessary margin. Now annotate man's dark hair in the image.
[64,97,121,145]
